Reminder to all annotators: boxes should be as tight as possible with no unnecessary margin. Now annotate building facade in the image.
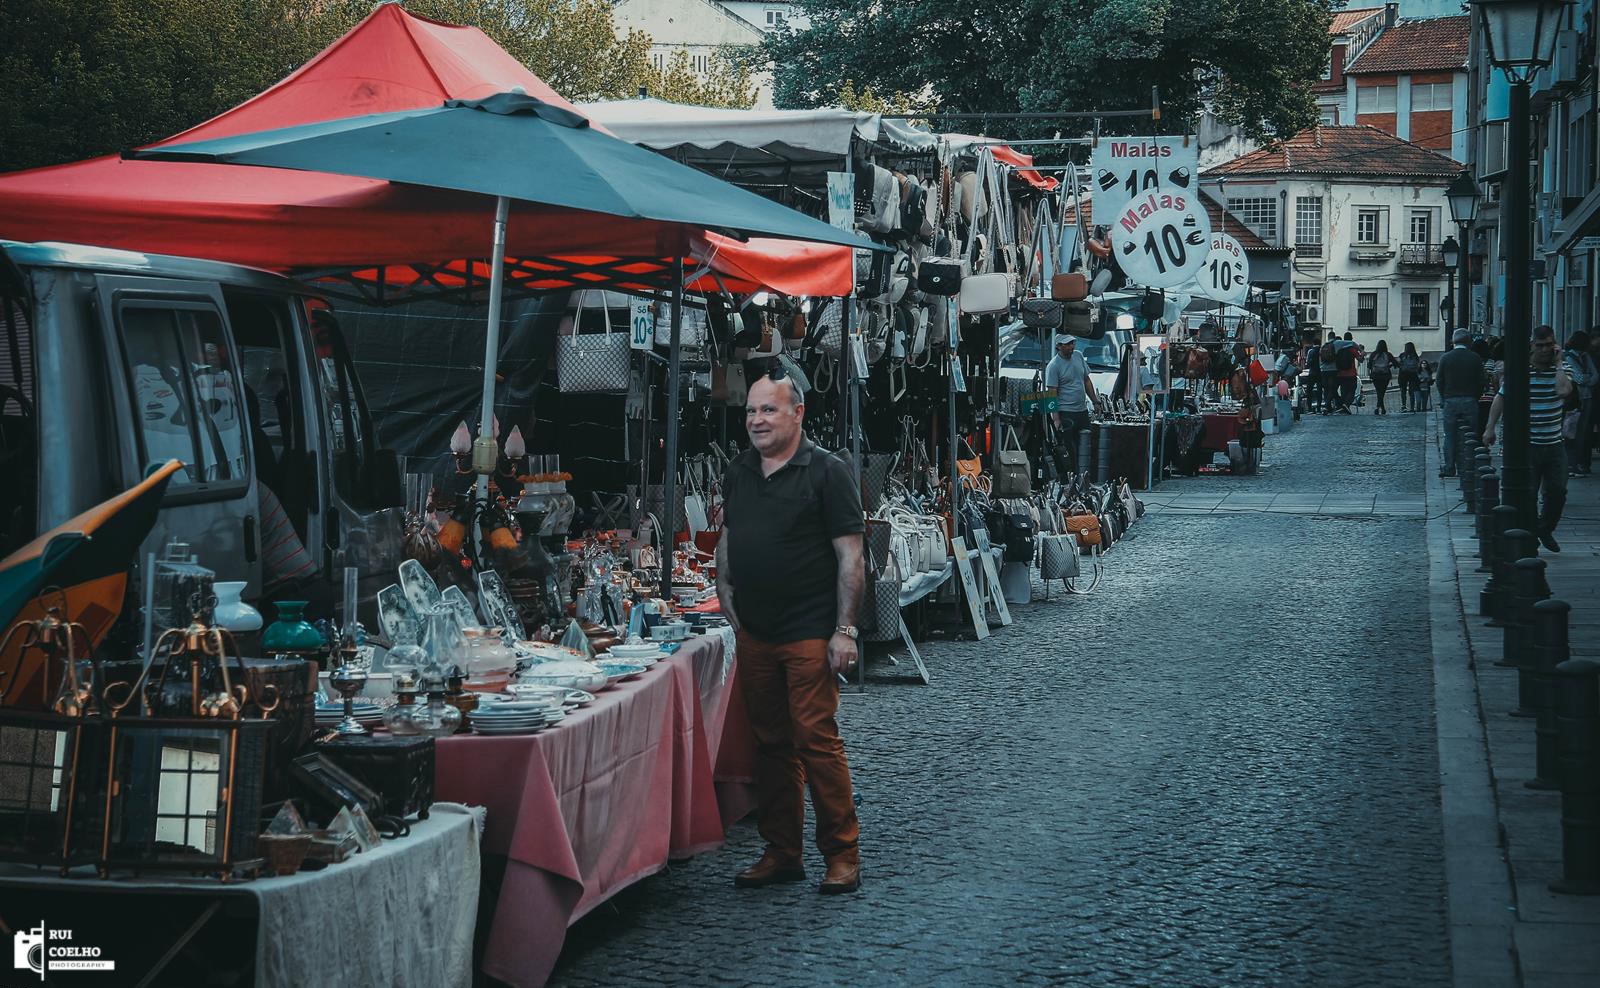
[610,0,808,109]
[1461,0,1598,341]
[1344,13,1470,161]
[1206,126,1462,354]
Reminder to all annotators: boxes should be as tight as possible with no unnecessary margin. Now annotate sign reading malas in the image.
[1090,137,1199,219]
[1107,188,1211,289]
[1195,232,1251,303]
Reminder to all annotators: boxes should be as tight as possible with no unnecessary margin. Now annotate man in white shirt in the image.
[1045,334,1097,476]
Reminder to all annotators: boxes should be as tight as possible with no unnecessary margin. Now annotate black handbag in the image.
[985,510,1036,562]
[1020,298,1063,330]
[1062,300,1095,337]
[917,257,966,296]
[1140,289,1164,320]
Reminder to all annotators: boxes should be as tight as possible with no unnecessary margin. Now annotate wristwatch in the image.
[835,625,859,641]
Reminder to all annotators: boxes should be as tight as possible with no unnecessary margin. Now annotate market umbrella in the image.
[129,92,884,522]
[0,460,182,708]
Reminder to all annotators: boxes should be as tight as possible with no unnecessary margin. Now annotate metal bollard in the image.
[1096,424,1111,483]
[1486,520,1533,629]
[1475,469,1499,570]
[1459,434,1478,499]
[1480,504,1514,616]
[1502,554,1549,680]
[1527,599,1570,790]
[1550,657,1600,896]
[1078,431,1092,480]
[1463,445,1483,510]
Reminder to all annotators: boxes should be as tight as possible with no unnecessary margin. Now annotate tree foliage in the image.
[0,0,749,173]
[645,48,757,109]
[764,0,1333,141]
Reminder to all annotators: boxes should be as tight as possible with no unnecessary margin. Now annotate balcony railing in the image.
[1397,243,1445,271]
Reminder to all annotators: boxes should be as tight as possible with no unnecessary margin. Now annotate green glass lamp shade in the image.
[262,600,324,653]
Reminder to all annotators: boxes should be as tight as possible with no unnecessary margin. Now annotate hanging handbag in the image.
[1140,289,1164,320]
[956,437,984,489]
[994,428,1031,497]
[1050,272,1088,301]
[917,256,967,296]
[558,291,632,394]
[1062,300,1094,337]
[959,272,1010,315]
[1020,298,1064,331]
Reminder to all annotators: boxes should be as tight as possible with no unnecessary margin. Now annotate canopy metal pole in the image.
[660,256,685,602]
[476,195,512,504]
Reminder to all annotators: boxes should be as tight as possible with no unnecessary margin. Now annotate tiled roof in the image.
[1202,125,1461,180]
[1330,7,1383,35]
[1061,192,1278,251]
[1346,15,1470,73]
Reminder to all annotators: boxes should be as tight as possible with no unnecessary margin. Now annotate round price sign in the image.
[1196,233,1250,303]
[1107,187,1210,289]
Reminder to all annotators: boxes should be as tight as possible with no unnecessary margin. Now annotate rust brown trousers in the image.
[735,631,860,865]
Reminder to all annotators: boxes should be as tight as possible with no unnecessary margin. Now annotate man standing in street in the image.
[716,371,865,894]
[1046,334,1097,475]
[1438,328,1486,477]
[1483,325,1574,551]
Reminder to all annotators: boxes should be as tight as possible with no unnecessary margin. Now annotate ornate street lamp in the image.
[1442,235,1461,343]
[1469,0,1572,529]
[1445,171,1480,347]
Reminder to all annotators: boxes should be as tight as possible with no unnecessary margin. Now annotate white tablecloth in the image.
[0,802,484,988]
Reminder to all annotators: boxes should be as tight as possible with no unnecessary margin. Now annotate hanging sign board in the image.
[826,172,855,231]
[1194,233,1251,303]
[1090,137,1199,219]
[1107,188,1211,289]
[630,298,654,351]
[1020,390,1059,415]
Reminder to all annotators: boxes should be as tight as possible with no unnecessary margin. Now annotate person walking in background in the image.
[1437,328,1485,477]
[1334,331,1363,414]
[1398,341,1422,412]
[1417,361,1434,411]
[1303,339,1324,413]
[1483,325,1574,552]
[1368,340,1395,415]
[1318,332,1340,414]
[1563,330,1595,476]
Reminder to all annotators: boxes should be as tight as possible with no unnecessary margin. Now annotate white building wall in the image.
[612,0,774,106]
[1219,176,1454,353]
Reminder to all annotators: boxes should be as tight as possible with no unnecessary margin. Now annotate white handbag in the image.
[959,272,1010,316]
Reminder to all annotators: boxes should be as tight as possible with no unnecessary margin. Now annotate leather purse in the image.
[1020,298,1064,330]
[994,428,1031,497]
[917,257,967,296]
[1051,272,1088,301]
[1062,300,1094,337]
[959,272,1010,315]
[1065,512,1102,550]
[1039,533,1081,580]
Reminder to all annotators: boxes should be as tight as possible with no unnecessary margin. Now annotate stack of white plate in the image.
[506,684,596,711]
[314,701,384,731]
[470,696,565,735]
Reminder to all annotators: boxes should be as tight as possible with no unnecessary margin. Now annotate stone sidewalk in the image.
[1427,419,1600,988]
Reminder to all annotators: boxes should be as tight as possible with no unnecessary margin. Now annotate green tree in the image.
[645,48,757,109]
[0,0,658,173]
[764,0,1332,141]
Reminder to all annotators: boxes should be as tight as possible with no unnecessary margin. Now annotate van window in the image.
[119,303,248,489]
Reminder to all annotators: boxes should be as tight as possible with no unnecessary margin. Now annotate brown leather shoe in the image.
[733,852,806,888]
[818,858,860,895]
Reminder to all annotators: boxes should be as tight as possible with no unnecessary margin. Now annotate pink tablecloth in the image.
[434,635,753,988]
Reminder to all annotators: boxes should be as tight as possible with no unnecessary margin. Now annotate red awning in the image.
[689,233,853,297]
[0,4,845,299]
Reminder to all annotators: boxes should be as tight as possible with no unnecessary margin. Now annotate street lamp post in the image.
[1446,170,1481,346]
[1470,0,1572,529]
[1442,235,1461,344]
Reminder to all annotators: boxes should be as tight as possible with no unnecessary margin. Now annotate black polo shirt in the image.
[722,439,864,643]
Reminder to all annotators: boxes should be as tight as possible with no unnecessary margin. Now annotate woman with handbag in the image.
[1367,340,1395,415]
[1397,341,1422,412]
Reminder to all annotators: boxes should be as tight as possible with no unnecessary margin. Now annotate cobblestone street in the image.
[551,410,1451,988]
